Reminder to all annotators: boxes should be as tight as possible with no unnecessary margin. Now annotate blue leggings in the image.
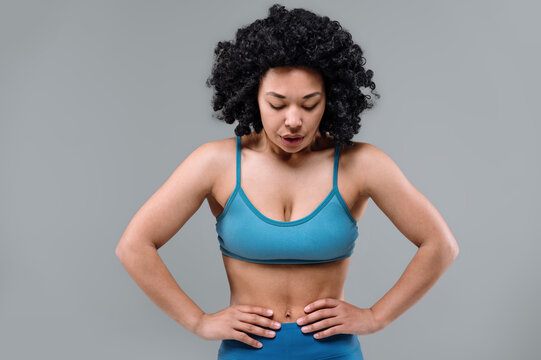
[217,321,364,359]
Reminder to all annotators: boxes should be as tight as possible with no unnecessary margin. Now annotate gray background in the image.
[1,0,539,359]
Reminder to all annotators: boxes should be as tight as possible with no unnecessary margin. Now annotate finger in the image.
[235,321,277,339]
[232,330,263,348]
[313,324,343,339]
[304,298,339,313]
[236,305,274,317]
[297,308,336,326]
[301,317,340,334]
[238,312,282,330]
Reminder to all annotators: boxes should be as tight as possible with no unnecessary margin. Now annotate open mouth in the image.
[281,136,304,146]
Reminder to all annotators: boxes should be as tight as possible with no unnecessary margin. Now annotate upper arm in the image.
[116,141,221,252]
[357,143,457,252]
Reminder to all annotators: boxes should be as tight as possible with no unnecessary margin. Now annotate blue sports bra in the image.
[215,135,359,264]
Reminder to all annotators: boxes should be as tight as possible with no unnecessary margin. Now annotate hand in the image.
[193,305,282,348]
[296,298,382,339]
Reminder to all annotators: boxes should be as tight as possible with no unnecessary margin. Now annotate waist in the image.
[230,288,345,323]
[223,254,351,322]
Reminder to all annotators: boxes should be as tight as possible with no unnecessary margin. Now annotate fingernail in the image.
[273,322,281,328]
[301,326,308,332]
[267,330,275,336]
[304,306,310,311]
[267,309,273,315]
[257,342,262,348]
[297,318,303,325]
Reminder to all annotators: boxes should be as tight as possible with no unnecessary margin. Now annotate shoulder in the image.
[191,136,236,165]
[187,136,236,186]
[340,140,400,197]
[195,136,236,157]
[342,140,390,164]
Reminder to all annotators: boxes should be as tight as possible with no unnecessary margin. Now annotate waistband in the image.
[276,321,303,332]
[218,321,363,359]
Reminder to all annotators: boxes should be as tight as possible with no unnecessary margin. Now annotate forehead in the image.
[259,66,324,90]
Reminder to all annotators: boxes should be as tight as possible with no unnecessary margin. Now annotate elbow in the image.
[115,243,127,260]
[453,242,459,257]
[115,238,134,260]
[425,236,459,262]
[444,237,459,262]
[449,236,459,257]
[115,245,122,258]
[115,236,155,260]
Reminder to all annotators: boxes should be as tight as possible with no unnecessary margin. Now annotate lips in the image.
[281,135,304,147]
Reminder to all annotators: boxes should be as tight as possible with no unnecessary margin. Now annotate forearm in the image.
[370,240,457,330]
[116,244,205,333]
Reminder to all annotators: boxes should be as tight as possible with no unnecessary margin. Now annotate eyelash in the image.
[270,104,318,111]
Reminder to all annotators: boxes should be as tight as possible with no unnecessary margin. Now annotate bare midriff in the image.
[222,254,351,324]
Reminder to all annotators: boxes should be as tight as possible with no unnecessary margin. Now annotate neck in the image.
[257,130,325,164]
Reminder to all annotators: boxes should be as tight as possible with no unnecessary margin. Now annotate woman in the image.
[116,4,459,359]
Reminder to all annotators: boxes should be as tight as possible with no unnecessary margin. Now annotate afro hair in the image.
[205,3,380,148]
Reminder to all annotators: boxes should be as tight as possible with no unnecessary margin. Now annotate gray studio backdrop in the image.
[1,0,539,359]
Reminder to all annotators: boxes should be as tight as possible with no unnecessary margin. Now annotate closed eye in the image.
[269,103,319,111]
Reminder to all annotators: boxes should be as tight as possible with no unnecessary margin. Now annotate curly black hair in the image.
[205,3,380,148]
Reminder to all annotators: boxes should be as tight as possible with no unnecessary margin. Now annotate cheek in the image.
[310,108,325,125]
[260,114,280,132]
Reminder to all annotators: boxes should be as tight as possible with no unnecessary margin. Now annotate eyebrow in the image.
[265,91,321,99]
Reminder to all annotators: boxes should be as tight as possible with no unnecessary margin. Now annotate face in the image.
[257,66,326,153]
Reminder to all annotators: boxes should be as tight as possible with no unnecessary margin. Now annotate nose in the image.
[284,107,302,128]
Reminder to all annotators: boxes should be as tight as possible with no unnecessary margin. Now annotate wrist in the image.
[183,310,206,335]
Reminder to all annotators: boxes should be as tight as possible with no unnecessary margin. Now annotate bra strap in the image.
[235,135,241,187]
[333,143,340,189]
